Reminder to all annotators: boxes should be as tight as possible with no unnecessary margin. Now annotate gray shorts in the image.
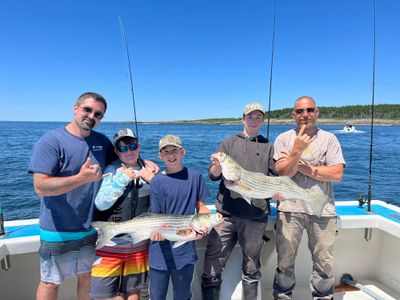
[39,233,97,284]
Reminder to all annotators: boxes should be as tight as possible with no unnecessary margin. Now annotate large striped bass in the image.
[92,212,223,249]
[217,152,330,216]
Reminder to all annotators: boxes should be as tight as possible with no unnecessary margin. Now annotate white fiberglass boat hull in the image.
[1,200,400,300]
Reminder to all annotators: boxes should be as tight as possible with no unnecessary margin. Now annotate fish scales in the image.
[93,213,223,249]
[242,171,309,196]
[217,153,330,216]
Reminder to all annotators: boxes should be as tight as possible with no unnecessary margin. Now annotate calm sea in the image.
[0,121,399,220]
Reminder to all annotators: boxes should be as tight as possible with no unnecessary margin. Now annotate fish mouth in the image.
[224,180,238,188]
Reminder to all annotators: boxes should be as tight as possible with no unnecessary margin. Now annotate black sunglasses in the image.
[81,107,104,119]
[117,144,138,153]
[294,107,316,115]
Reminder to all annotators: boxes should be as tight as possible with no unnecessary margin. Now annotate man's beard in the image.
[79,117,96,131]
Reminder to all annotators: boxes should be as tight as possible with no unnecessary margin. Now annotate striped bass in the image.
[217,152,330,216]
[92,212,223,249]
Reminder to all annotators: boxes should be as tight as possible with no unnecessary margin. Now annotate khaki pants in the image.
[273,212,336,300]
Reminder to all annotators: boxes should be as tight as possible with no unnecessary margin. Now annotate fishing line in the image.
[118,16,146,168]
[265,0,277,141]
[367,0,376,212]
[119,17,139,138]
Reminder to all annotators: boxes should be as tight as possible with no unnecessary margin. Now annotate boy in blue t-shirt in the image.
[149,134,210,300]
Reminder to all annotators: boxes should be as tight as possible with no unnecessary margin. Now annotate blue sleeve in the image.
[28,137,60,175]
[198,173,210,201]
[150,176,162,213]
[94,166,133,211]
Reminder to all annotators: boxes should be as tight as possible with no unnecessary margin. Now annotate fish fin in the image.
[172,241,188,249]
[127,232,148,245]
[241,195,252,205]
[279,176,296,184]
[307,192,331,217]
[92,221,115,249]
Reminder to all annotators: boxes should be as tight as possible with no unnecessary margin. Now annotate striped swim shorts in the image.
[90,239,149,298]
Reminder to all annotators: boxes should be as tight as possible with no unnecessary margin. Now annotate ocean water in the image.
[0,121,399,220]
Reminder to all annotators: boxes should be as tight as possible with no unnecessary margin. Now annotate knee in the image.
[201,273,222,288]
[40,281,59,290]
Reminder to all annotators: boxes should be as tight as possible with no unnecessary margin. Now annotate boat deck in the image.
[1,200,400,299]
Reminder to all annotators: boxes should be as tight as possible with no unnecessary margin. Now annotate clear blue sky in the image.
[0,0,399,122]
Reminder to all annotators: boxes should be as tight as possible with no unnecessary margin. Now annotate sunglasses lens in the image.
[295,107,315,115]
[83,107,92,114]
[129,144,138,151]
[295,109,304,114]
[94,112,104,119]
[117,146,128,153]
[117,144,138,153]
[82,107,104,119]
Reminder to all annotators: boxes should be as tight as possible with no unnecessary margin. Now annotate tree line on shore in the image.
[189,104,399,123]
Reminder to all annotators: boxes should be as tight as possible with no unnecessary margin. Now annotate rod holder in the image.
[364,228,372,241]
[1,255,11,271]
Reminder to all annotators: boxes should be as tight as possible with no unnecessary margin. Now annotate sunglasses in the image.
[117,144,138,153]
[81,107,104,119]
[294,107,316,115]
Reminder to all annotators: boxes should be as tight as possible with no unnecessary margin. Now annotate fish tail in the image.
[92,221,115,249]
[308,192,330,217]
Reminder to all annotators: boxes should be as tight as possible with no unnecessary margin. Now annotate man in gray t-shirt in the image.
[273,96,345,300]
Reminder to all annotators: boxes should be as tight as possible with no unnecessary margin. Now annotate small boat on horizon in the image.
[343,122,356,132]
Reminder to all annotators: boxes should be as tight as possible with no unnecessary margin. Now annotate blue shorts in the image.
[39,232,97,284]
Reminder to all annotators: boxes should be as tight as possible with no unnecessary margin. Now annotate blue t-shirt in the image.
[149,167,210,270]
[28,127,113,233]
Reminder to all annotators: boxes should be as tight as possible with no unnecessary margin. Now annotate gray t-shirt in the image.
[273,128,345,216]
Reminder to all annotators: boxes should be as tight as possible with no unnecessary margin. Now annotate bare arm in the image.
[275,125,315,177]
[197,200,210,214]
[33,157,104,197]
[297,163,344,182]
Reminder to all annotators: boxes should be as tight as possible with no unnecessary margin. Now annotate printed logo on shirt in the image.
[92,145,104,152]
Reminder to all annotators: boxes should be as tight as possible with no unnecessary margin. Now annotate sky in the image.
[0,0,399,122]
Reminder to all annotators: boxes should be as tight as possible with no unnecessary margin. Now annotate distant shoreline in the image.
[121,118,400,126]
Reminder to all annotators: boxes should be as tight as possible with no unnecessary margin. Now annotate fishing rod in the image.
[358,0,376,242]
[118,16,146,168]
[265,0,277,141]
[367,0,376,213]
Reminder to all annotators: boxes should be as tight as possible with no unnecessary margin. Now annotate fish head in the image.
[190,213,223,236]
[218,153,241,181]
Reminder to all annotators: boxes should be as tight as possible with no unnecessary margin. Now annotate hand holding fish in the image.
[210,152,223,177]
[151,231,165,241]
[271,192,286,202]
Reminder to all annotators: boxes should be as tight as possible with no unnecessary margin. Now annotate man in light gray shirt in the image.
[273,96,345,300]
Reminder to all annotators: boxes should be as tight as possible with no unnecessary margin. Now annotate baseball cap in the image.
[112,128,138,146]
[243,102,266,115]
[159,134,183,151]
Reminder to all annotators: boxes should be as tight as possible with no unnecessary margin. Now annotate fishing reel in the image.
[358,194,367,207]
